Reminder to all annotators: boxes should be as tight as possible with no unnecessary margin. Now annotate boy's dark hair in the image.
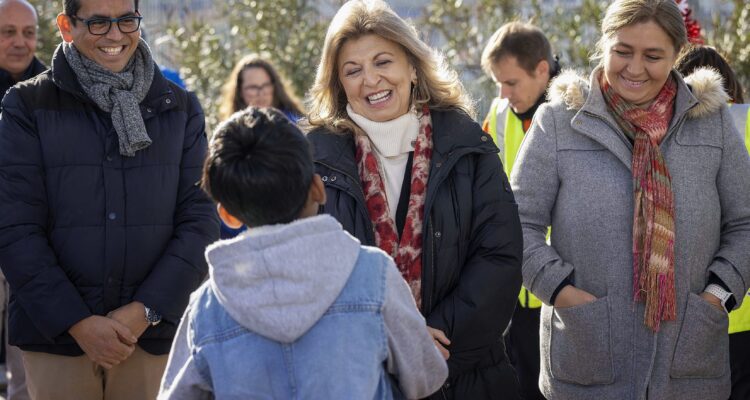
[481,21,554,76]
[676,45,745,104]
[202,107,314,227]
[64,0,140,20]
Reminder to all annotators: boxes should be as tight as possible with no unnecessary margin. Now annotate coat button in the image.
[435,162,442,168]
[434,231,441,238]
[330,175,337,182]
[480,135,488,142]
[106,155,113,162]
[321,176,329,182]
[108,212,117,220]
[165,99,172,104]
[146,107,152,113]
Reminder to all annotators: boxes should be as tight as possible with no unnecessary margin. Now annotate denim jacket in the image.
[158,215,447,399]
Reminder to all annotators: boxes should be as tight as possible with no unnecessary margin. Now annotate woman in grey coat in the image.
[511,0,750,399]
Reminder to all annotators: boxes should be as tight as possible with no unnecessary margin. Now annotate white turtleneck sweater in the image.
[347,105,419,221]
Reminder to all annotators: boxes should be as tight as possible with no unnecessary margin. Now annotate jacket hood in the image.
[548,66,729,119]
[206,214,362,343]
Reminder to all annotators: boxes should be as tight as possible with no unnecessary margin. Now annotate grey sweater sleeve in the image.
[157,307,214,400]
[510,104,575,304]
[383,260,449,399]
[707,104,750,308]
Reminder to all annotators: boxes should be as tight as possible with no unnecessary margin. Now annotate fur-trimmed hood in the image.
[548,66,730,119]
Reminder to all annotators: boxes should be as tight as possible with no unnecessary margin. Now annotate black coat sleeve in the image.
[0,89,92,340]
[426,150,523,366]
[133,92,219,322]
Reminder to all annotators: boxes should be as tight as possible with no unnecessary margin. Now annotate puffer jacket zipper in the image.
[315,160,375,244]
[420,146,494,314]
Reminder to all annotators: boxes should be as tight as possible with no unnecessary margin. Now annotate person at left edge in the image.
[305,1,523,398]
[0,0,45,98]
[0,2,46,399]
[0,0,219,399]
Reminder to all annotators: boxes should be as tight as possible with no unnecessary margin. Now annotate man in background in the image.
[481,21,560,400]
[0,1,46,398]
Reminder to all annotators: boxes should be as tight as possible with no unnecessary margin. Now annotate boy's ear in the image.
[217,204,244,229]
[310,174,327,206]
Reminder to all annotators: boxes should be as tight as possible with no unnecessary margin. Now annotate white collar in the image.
[346,104,419,157]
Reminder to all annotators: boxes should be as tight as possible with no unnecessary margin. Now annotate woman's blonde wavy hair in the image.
[305,0,473,133]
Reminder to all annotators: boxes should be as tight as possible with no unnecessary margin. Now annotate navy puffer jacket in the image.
[308,109,523,399]
[0,45,219,356]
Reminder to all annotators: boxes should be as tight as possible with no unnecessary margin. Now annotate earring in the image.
[410,79,429,116]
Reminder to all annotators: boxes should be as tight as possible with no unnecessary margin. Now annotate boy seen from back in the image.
[158,108,448,399]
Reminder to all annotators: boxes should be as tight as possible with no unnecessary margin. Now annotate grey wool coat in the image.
[510,67,750,400]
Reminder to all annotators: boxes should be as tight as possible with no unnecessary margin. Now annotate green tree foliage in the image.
[165,20,233,131]
[164,0,332,131]
[224,0,332,98]
[28,0,63,67]
[421,0,518,115]
[421,0,607,116]
[707,0,750,99]
[27,0,750,128]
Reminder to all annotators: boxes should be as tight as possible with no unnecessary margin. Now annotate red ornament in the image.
[675,0,704,44]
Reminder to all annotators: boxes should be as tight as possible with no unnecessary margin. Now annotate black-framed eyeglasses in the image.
[69,13,142,36]
[243,82,273,96]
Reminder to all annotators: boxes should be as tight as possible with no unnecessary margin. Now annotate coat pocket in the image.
[670,293,729,379]
[548,296,614,385]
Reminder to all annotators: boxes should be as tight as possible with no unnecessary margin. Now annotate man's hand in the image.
[108,301,150,340]
[427,326,451,360]
[700,292,726,313]
[68,316,136,369]
[553,285,597,309]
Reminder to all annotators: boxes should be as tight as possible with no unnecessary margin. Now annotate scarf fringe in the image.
[603,73,678,332]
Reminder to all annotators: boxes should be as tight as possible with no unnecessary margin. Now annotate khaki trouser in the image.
[22,346,167,400]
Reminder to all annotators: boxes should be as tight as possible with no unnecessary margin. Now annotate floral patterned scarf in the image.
[355,106,433,308]
[600,73,677,332]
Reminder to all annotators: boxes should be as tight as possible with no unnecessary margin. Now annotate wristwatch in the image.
[144,306,162,326]
[704,284,733,313]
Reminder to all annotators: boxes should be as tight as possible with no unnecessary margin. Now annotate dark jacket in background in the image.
[0,45,219,356]
[0,56,47,101]
[308,109,523,400]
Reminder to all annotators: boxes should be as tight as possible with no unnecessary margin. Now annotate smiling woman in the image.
[305,1,524,399]
[337,34,416,122]
[510,0,750,399]
[603,20,678,107]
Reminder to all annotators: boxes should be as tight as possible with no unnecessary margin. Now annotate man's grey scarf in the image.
[63,39,155,157]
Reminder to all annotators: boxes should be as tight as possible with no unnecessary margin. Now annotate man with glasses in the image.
[0,1,219,399]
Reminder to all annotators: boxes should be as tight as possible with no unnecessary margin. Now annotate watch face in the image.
[146,307,162,323]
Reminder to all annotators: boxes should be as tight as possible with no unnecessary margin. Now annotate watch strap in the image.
[704,284,732,312]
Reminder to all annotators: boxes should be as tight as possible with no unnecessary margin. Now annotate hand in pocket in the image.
[554,285,597,308]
